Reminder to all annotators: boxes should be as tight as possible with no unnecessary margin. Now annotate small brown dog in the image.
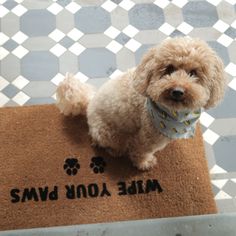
[56,37,225,170]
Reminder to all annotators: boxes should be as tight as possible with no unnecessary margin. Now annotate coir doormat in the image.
[0,104,216,231]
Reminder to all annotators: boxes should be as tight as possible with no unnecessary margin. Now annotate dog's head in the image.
[133,37,226,111]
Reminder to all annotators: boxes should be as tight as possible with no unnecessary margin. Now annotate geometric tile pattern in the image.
[0,0,236,213]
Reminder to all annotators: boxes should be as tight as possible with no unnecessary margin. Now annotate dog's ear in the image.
[204,54,226,109]
[133,48,157,96]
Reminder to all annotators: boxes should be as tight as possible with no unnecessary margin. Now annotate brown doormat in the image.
[0,104,216,231]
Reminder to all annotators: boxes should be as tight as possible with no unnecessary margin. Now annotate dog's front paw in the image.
[133,154,157,171]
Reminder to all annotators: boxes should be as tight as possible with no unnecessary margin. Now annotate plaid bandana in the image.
[146,98,202,139]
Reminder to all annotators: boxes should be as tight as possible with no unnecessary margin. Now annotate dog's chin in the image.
[156,96,202,111]
[159,99,190,111]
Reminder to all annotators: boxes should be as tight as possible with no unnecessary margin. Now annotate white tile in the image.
[206,0,222,6]
[217,34,233,47]
[123,25,139,38]
[50,44,66,57]
[75,72,89,83]
[69,43,85,56]
[67,29,84,41]
[225,0,236,5]
[65,2,81,14]
[101,0,117,12]
[171,0,188,8]
[0,32,9,45]
[49,29,65,42]
[12,45,29,59]
[119,0,135,11]
[231,20,236,29]
[211,179,228,189]
[228,78,236,90]
[110,69,124,80]
[51,73,65,86]
[0,0,7,4]
[106,40,123,53]
[203,129,220,145]
[125,39,141,52]
[210,165,227,174]
[200,112,215,128]
[11,4,27,16]
[213,20,230,33]
[47,3,63,15]
[215,190,232,200]
[154,0,170,9]
[225,63,236,76]
[52,93,57,100]
[159,23,175,35]
[14,0,24,3]
[11,76,29,89]
[0,47,9,60]
[104,26,120,39]
[0,76,9,91]
[177,22,193,35]
[231,178,236,183]
[0,5,9,18]
[12,91,30,106]
[12,31,28,44]
[0,92,10,107]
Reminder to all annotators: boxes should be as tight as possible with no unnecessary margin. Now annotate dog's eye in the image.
[189,69,197,77]
[165,65,176,75]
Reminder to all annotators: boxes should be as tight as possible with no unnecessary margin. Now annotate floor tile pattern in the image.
[0,0,236,213]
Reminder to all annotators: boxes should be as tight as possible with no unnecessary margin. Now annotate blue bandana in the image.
[146,98,202,139]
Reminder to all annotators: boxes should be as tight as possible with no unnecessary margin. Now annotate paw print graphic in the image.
[90,156,106,174]
[64,157,80,176]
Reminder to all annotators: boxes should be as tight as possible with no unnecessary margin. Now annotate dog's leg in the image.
[91,139,124,157]
[129,151,157,170]
[89,121,127,157]
[128,132,169,170]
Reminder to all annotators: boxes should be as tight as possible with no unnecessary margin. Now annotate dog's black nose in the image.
[170,87,185,101]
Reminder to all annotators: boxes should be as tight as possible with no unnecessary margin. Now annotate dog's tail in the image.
[56,73,95,116]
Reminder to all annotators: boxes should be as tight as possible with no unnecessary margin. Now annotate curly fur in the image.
[56,73,95,116]
[56,37,226,170]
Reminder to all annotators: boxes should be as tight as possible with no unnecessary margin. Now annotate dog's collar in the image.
[146,98,202,139]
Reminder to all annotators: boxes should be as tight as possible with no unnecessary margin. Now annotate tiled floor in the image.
[0,0,236,213]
